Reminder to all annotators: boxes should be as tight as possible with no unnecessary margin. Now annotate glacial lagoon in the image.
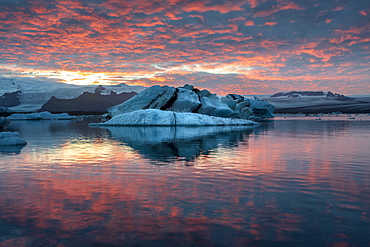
[0,115,370,246]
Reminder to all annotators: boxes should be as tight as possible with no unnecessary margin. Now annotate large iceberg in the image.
[91,109,258,126]
[108,84,274,119]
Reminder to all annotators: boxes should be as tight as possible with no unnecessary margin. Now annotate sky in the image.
[0,0,369,95]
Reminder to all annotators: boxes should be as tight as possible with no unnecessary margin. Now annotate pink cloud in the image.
[253,2,304,18]
[359,10,368,16]
[265,22,278,26]
[245,20,255,26]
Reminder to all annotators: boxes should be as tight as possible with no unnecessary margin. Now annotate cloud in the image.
[252,1,304,18]
[0,0,369,95]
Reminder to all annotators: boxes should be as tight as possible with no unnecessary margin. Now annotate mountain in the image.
[0,76,144,112]
[0,92,20,107]
[270,90,352,100]
[40,87,137,114]
[261,91,370,113]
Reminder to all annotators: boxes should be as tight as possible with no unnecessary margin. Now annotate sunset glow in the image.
[1,0,369,94]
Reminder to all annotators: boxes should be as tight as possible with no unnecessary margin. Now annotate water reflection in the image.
[102,126,255,162]
[0,144,26,155]
[7,117,104,138]
[269,119,356,138]
[0,118,369,246]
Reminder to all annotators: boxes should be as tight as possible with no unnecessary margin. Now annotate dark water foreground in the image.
[0,115,369,246]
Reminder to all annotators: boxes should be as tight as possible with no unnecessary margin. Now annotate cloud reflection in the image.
[0,118,369,246]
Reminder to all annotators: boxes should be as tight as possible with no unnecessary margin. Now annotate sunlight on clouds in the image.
[153,63,256,75]
[1,0,370,94]
[57,71,110,85]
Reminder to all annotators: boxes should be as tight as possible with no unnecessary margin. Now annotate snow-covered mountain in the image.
[0,76,145,112]
[261,91,370,113]
[270,91,348,99]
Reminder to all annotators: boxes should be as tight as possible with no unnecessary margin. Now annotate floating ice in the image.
[7,111,75,120]
[0,132,27,146]
[108,84,275,119]
[0,117,10,128]
[91,109,258,126]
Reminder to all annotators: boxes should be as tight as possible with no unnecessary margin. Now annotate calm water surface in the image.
[0,115,369,246]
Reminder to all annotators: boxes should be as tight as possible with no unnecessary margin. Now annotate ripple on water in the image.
[0,118,370,246]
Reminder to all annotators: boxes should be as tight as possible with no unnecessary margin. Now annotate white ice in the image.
[7,111,76,120]
[91,109,258,126]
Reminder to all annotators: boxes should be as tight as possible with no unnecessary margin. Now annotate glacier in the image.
[108,84,275,120]
[91,109,258,126]
[0,76,144,112]
[261,91,370,114]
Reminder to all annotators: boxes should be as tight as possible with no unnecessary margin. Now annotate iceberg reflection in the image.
[103,126,255,162]
[0,144,26,155]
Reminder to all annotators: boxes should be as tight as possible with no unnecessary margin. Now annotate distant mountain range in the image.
[40,86,137,114]
[0,76,144,113]
[270,91,350,100]
[1,77,370,114]
[261,91,370,113]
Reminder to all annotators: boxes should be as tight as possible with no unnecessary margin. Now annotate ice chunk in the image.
[7,111,75,120]
[0,117,11,128]
[0,132,27,146]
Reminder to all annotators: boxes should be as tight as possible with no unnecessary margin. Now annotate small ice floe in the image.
[7,111,75,120]
[0,117,10,128]
[0,131,27,146]
[90,109,259,126]
[0,106,13,117]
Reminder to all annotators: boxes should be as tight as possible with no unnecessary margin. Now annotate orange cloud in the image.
[245,20,255,26]
[182,1,244,14]
[253,2,304,18]
[265,22,278,26]
[0,0,369,95]
[359,10,368,16]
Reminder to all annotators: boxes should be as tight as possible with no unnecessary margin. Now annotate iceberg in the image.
[91,109,258,126]
[7,111,76,120]
[108,84,275,119]
[0,132,27,146]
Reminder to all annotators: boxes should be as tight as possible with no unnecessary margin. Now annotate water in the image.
[1,115,369,246]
